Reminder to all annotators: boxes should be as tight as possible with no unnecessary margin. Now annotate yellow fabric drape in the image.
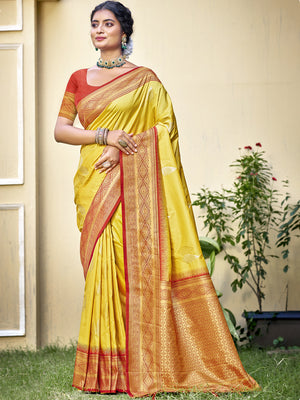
[66,67,260,396]
[73,205,127,392]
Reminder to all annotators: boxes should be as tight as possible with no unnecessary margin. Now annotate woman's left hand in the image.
[95,145,120,174]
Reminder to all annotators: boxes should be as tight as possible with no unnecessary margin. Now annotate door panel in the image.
[0,43,23,184]
[0,204,25,336]
[0,0,37,349]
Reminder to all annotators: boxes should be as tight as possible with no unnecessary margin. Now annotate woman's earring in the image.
[121,36,127,50]
[95,47,99,51]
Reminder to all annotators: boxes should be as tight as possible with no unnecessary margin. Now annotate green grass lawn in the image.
[0,345,299,400]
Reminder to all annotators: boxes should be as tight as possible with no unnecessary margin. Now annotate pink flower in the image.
[237,176,241,179]
[244,146,252,150]
[250,172,254,176]
[272,177,277,181]
[256,142,262,147]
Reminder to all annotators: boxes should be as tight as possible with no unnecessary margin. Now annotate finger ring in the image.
[118,139,128,148]
[101,161,111,168]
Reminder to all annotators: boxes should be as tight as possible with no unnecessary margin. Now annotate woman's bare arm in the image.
[54,116,137,154]
[54,116,96,145]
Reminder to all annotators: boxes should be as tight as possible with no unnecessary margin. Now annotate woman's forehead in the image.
[92,9,118,22]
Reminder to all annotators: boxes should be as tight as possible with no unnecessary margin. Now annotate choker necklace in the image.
[97,55,126,69]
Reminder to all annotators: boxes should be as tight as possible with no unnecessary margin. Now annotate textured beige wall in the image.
[38,0,300,345]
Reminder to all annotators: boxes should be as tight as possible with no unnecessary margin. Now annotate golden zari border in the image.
[121,127,163,396]
[78,67,160,128]
[73,345,126,393]
[59,91,77,121]
[80,165,121,278]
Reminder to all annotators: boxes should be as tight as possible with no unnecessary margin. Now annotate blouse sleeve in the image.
[58,72,78,122]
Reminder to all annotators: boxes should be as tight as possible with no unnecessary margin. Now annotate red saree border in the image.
[120,143,131,397]
[75,347,126,357]
[121,128,162,397]
[80,165,121,278]
[121,129,160,397]
[171,272,210,283]
[154,128,163,278]
[73,344,127,393]
[154,127,167,281]
[153,127,171,282]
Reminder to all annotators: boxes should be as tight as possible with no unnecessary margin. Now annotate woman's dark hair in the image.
[91,1,134,39]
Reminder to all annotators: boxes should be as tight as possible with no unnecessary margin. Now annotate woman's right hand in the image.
[106,130,137,154]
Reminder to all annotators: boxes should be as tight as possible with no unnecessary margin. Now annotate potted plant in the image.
[193,144,300,346]
[244,194,300,346]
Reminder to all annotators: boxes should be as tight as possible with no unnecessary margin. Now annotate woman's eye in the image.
[106,22,113,27]
[91,23,98,28]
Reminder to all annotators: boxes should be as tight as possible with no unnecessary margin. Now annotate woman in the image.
[55,1,259,397]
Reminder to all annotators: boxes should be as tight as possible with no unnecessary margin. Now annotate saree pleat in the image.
[59,67,260,396]
[73,208,126,392]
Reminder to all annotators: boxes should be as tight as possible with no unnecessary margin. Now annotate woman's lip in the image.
[96,37,106,40]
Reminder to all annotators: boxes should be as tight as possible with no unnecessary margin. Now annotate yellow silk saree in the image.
[59,67,259,397]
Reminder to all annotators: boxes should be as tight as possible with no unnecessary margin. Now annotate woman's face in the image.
[91,9,123,53]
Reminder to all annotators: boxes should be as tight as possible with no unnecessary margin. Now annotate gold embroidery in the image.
[58,91,76,121]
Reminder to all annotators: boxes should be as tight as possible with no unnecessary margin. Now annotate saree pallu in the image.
[66,67,259,397]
